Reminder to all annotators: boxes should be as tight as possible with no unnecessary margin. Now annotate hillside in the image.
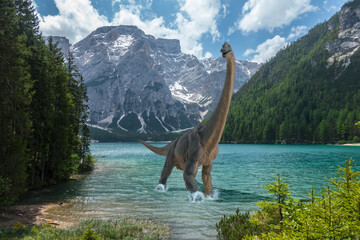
[223,0,360,144]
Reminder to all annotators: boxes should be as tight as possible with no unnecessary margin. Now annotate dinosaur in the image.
[139,42,235,196]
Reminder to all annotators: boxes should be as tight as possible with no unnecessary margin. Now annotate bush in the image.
[78,155,97,173]
[353,136,359,143]
[216,210,260,240]
[0,176,13,205]
[80,225,101,240]
[216,158,360,239]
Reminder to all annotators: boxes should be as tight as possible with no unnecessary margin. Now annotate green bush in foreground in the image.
[0,218,171,240]
[216,158,360,239]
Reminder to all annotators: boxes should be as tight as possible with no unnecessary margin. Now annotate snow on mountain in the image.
[48,25,260,136]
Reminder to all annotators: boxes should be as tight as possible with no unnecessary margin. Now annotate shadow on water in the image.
[216,188,270,203]
[18,179,85,205]
[194,180,270,203]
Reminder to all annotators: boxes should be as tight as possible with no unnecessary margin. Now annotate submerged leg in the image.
[183,160,199,192]
[159,153,174,185]
[202,164,213,196]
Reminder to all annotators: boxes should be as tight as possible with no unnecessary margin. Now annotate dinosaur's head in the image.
[220,42,232,58]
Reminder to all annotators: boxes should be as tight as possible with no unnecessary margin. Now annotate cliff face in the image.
[71,26,199,133]
[326,2,360,65]
[49,25,260,136]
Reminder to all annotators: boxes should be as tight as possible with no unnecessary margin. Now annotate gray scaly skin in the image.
[139,42,235,196]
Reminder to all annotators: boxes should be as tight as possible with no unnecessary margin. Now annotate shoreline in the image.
[0,203,73,229]
[342,143,360,146]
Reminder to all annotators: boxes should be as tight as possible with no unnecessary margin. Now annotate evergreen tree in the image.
[1,0,93,200]
[0,0,32,201]
[223,10,360,144]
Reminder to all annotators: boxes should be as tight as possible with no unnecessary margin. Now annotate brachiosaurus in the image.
[139,42,235,196]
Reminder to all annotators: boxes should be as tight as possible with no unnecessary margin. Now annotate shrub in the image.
[216,210,261,240]
[0,176,13,205]
[80,225,100,240]
[216,158,360,239]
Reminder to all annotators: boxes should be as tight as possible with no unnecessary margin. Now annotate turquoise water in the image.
[24,143,360,239]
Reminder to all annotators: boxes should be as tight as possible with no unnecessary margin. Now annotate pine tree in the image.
[0,0,32,201]
[66,51,92,172]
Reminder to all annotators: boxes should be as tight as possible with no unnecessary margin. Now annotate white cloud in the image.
[221,3,229,18]
[234,0,317,33]
[37,0,221,59]
[287,25,308,40]
[174,0,221,57]
[39,0,109,43]
[244,35,287,63]
[205,51,213,58]
[323,0,337,12]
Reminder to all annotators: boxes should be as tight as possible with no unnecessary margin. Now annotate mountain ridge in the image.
[49,25,260,141]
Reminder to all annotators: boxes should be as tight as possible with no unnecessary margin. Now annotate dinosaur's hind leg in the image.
[202,164,213,196]
[159,152,174,185]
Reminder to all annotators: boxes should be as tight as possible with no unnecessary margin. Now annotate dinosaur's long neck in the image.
[200,53,235,148]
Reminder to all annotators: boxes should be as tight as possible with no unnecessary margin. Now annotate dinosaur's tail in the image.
[138,140,170,157]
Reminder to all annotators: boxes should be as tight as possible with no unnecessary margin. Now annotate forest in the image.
[222,7,360,144]
[0,0,93,204]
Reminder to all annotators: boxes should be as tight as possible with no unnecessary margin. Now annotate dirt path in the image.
[0,203,72,229]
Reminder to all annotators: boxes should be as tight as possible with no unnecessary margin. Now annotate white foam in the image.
[155,184,168,192]
[188,191,205,203]
[188,189,219,203]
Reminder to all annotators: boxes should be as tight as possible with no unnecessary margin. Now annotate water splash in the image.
[188,189,219,203]
[155,184,168,192]
[207,189,219,200]
[188,191,205,203]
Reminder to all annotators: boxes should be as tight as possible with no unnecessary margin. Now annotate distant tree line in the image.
[223,12,360,144]
[0,0,93,204]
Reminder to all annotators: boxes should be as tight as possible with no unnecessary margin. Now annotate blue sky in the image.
[32,0,348,62]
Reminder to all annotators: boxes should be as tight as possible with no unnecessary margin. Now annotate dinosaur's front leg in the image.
[159,152,174,185]
[183,160,199,192]
[202,164,213,196]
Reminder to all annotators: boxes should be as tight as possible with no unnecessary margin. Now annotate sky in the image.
[32,0,349,63]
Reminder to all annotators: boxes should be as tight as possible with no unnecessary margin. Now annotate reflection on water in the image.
[20,143,360,240]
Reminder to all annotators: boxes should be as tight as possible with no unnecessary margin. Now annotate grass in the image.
[0,218,171,240]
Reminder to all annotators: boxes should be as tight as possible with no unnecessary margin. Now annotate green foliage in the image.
[216,158,360,239]
[78,155,97,173]
[80,225,101,240]
[257,173,291,225]
[216,210,261,240]
[223,9,360,144]
[0,0,93,203]
[0,177,13,205]
[0,0,32,202]
[354,136,359,143]
[0,218,170,239]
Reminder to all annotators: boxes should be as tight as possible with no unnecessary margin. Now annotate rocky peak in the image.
[47,25,260,138]
[156,38,181,54]
[326,1,360,65]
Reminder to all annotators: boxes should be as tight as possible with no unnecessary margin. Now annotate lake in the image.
[22,143,360,239]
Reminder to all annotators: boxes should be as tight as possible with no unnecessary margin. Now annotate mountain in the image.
[223,0,360,144]
[45,36,71,58]
[50,25,260,140]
